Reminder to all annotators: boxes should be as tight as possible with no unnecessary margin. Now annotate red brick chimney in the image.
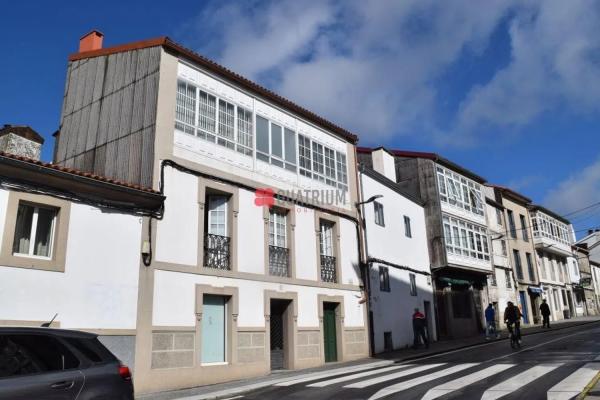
[79,30,104,53]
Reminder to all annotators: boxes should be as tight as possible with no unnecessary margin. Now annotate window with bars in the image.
[320,220,337,283]
[269,209,289,277]
[12,203,57,259]
[379,266,390,292]
[205,195,230,270]
[175,80,254,155]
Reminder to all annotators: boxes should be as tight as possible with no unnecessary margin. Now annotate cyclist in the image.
[503,301,522,346]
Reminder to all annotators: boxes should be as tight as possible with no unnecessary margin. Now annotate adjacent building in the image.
[529,205,576,321]
[576,230,600,315]
[357,149,492,339]
[357,148,435,352]
[482,185,517,329]
[53,32,369,393]
[489,186,541,326]
[0,131,164,370]
[571,243,596,316]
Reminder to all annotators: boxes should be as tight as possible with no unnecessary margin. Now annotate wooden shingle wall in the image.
[55,46,161,188]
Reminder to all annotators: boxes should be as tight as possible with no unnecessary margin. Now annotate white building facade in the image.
[359,149,435,353]
[53,33,369,394]
[530,206,576,322]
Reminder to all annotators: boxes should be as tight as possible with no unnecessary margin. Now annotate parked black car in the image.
[0,327,133,399]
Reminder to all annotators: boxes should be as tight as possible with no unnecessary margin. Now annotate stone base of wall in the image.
[151,332,195,369]
[99,335,136,371]
[344,328,368,359]
[237,331,265,363]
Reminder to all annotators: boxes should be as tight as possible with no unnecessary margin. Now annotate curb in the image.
[579,370,600,399]
[389,319,600,363]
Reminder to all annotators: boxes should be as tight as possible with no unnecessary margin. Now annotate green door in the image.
[323,306,337,362]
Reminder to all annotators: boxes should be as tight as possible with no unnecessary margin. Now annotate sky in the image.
[1,0,599,238]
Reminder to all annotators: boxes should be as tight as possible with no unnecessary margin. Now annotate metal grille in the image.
[320,255,337,283]
[204,233,230,270]
[269,245,289,277]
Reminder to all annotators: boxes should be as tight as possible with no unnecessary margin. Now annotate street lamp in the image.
[355,194,383,207]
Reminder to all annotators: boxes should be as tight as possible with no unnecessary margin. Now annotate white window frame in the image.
[436,166,484,216]
[319,221,334,256]
[269,210,287,248]
[404,215,412,238]
[13,203,57,260]
[207,195,228,237]
[443,215,490,261]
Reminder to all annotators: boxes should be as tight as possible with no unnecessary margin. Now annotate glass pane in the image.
[34,207,56,257]
[198,91,216,134]
[284,128,296,164]
[256,116,269,154]
[13,204,34,254]
[217,100,235,141]
[271,123,282,158]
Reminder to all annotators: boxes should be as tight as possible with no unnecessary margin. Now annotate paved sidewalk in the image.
[136,316,600,400]
[377,315,600,362]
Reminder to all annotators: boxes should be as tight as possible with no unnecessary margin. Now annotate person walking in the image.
[412,308,429,349]
[485,303,499,339]
[540,299,551,328]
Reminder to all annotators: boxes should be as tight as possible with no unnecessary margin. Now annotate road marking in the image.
[420,364,515,400]
[274,360,394,386]
[344,364,445,389]
[368,363,479,400]
[481,363,562,400]
[306,365,411,387]
[173,361,392,399]
[547,362,600,400]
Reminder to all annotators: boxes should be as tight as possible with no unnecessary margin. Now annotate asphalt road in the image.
[239,321,600,400]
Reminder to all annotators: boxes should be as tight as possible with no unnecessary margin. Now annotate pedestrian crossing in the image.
[268,360,600,399]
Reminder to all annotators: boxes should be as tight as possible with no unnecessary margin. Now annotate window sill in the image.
[200,362,229,367]
[0,253,64,273]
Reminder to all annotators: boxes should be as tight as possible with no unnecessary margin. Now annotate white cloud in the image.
[180,0,600,145]
[544,158,600,217]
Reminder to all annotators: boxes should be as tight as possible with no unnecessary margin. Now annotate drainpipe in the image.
[357,164,375,357]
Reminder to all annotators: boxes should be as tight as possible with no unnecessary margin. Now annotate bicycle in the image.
[505,321,521,349]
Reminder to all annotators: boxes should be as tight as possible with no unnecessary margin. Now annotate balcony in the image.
[204,233,230,270]
[269,245,290,277]
[320,255,337,283]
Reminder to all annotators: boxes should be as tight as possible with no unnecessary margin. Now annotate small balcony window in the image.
[320,221,337,283]
[204,195,230,270]
[269,210,289,277]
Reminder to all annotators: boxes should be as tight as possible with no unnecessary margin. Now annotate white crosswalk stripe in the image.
[367,363,479,400]
[274,360,394,386]
[547,362,600,400]
[344,363,446,389]
[420,364,516,400]
[481,363,563,400]
[306,365,412,387]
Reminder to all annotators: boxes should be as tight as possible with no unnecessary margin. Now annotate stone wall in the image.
[237,331,265,363]
[0,133,42,160]
[297,330,320,360]
[344,329,368,357]
[151,332,194,369]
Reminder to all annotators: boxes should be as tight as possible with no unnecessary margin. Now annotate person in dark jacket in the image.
[412,308,429,349]
[485,303,498,339]
[540,299,551,328]
[503,301,522,342]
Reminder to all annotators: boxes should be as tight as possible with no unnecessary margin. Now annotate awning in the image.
[439,277,473,286]
[528,286,543,294]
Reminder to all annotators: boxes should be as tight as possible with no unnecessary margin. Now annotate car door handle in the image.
[50,381,74,390]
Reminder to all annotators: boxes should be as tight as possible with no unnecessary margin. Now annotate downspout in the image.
[357,163,375,357]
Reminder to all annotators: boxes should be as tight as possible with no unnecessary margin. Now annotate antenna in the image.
[41,313,58,328]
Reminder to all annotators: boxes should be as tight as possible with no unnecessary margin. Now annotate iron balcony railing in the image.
[320,255,337,283]
[204,233,231,270]
[269,245,289,277]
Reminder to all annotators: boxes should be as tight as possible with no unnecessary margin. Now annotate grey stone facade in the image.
[0,132,42,160]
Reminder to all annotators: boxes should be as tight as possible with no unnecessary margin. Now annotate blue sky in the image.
[1,0,600,237]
